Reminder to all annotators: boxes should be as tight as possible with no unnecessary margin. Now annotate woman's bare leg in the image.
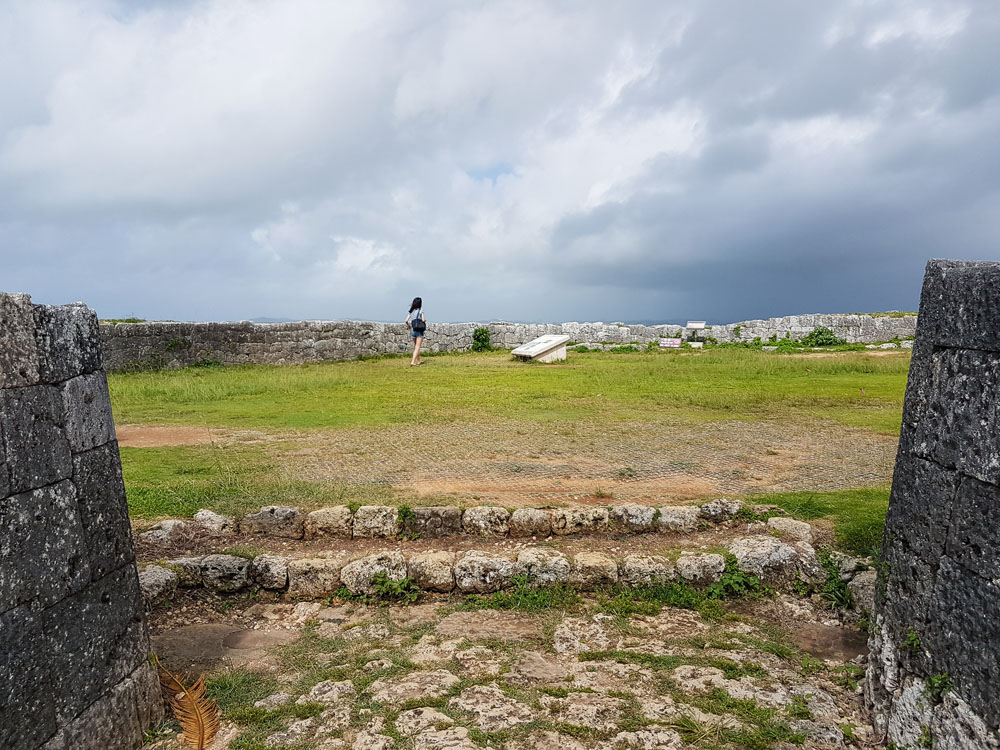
[413,336,423,364]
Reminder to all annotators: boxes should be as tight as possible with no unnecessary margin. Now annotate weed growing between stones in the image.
[460,574,583,612]
[924,673,953,701]
[334,572,421,606]
[817,551,854,609]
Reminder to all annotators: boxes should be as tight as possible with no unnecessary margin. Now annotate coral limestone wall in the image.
[0,294,161,750]
[99,313,917,371]
[866,261,1000,749]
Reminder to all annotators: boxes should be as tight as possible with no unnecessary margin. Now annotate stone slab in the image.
[72,442,134,580]
[0,480,90,612]
[41,565,149,723]
[0,292,40,387]
[60,372,116,453]
[32,303,103,383]
[0,605,58,748]
[0,384,72,495]
[408,506,462,538]
[511,334,570,361]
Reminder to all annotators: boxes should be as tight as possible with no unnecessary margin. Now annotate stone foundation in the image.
[866,261,1000,748]
[0,293,162,750]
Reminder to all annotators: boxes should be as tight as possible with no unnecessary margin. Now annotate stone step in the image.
[139,497,778,544]
[139,532,876,615]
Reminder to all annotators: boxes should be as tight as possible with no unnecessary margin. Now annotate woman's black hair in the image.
[409,297,422,313]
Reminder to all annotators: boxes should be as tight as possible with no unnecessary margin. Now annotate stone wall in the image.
[0,294,162,749]
[865,261,1000,748]
[99,312,917,371]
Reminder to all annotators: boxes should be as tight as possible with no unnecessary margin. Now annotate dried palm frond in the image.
[154,655,221,750]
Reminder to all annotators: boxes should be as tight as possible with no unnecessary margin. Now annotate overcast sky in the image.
[2,1,998,323]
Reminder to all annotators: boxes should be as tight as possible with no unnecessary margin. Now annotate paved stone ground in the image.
[275,418,896,507]
[145,592,876,750]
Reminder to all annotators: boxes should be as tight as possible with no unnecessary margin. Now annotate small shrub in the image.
[801,326,847,347]
[472,327,492,352]
[372,572,420,605]
[818,551,853,609]
[904,629,921,654]
[705,554,772,600]
[733,325,742,339]
[191,358,223,368]
[462,574,582,612]
[924,673,952,701]
[609,344,640,353]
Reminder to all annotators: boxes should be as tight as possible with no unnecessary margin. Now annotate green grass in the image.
[121,444,396,519]
[109,348,909,433]
[114,349,904,547]
[749,487,890,558]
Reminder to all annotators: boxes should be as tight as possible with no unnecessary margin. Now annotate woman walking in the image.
[406,297,426,365]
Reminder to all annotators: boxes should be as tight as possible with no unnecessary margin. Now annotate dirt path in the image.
[276,418,896,506]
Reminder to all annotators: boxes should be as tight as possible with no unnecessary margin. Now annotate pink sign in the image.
[659,338,682,348]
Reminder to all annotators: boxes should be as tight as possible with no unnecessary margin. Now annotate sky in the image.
[1,0,999,324]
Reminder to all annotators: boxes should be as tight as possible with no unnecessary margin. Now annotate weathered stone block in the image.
[911,349,1000,484]
[43,565,149,722]
[569,552,618,589]
[509,508,551,537]
[286,557,342,596]
[408,506,462,538]
[340,551,407,596]
[352,505,400,538]
[243,556,285,591]
[0,605,58,748]
[454,551,514,593]
[32,303,103,383]
[408,551,455,592]
[699,498,742,522]
[72,442,133,580]
[239,506,305,539]
[47,667,145,750]
[0,480,90,611]
[59,371,116,453]
[915,259,1000,351]
[766,517,813,543]
[0,384,72,494]
[304,506,353,539]
[885,454,958,562]
[200,554,250,592]
[924,558,1000,728]
[462,506,511,536]
[847,569,877,612]
[0,292,40,387]
[727,536,799,588]
[193,509,237,534]
[514,548,570,585]
[676,553,726,586]
[656,505,702,532]
[165,557,203,587]
[548,506,608,535]
[609,503,655,533]
[946,475,1000,581]
[619,555,675,585]
[138,565,178,606]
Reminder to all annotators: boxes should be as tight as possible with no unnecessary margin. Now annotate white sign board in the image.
[659,337,682,348]
[512,334,571,362]
[685,320,707,330]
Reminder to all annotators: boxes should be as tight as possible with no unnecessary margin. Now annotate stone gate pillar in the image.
[0,293,163,749]
[866,260,1000,748]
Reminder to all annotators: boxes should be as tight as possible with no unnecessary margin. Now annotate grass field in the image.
[111,347,909,556]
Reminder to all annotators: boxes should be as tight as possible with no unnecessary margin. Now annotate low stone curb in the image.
[140,497,781,544]
[139,528,875,612]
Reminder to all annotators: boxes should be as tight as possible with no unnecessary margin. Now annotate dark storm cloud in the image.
[0,0,998,323]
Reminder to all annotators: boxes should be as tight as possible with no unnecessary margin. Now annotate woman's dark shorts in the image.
[411,330,425,339]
